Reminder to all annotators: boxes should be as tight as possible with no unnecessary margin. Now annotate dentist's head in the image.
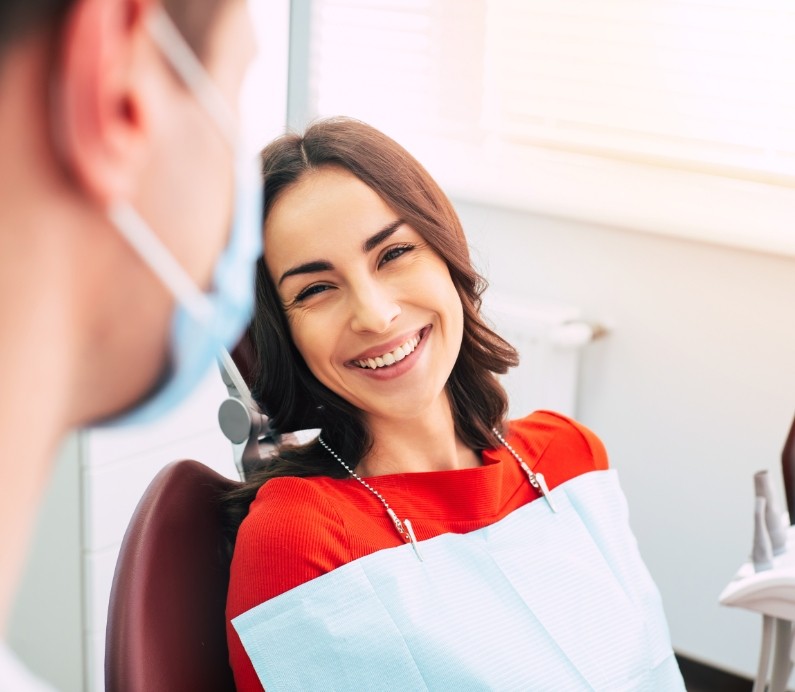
[0,0,262,640]
[2,0,262,428]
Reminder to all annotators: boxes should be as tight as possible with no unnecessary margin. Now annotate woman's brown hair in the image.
[224,117,518,538]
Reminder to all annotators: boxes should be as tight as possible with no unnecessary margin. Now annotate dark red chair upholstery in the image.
[105,460,240,692]
[231,327,257,390]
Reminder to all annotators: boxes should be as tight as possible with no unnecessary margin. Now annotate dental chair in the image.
[104,459,239,692]
[105,334,275,692]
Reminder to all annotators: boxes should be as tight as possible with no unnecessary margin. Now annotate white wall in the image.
[458,198,795,677]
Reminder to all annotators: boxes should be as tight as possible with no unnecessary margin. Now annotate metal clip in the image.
[386,508,405,536]
[518,462,557,513]
[534,472,557,513]
[404,519,423,562]
[387,510,423,561]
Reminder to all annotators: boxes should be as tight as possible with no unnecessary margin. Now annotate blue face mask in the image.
[100,8,263,427]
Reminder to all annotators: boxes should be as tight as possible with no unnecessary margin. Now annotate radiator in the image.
[481,292,604,420]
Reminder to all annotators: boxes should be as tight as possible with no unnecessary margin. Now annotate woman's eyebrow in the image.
[362,219,404,253]
[278,260,333,287]
[278,220,404,287]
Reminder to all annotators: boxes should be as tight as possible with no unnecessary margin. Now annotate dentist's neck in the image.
[0,215,76,636]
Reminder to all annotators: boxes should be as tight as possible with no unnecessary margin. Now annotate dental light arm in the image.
[217,348,278,481]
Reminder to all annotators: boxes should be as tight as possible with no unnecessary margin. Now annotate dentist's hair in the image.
[224,117,518,539]
[0,0,230,60]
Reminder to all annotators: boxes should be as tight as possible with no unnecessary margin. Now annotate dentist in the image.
[0,0,262,687]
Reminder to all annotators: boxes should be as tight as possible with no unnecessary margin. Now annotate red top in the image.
[226,410,609,691]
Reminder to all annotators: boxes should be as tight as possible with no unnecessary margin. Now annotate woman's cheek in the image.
[292,313,333,371]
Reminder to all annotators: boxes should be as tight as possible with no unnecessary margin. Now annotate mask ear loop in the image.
[145,7,239,146]
[107,203,213,323]
[142,8,268,476]
[107,7,244,321]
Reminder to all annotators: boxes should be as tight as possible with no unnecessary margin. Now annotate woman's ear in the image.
[53,0,154,204]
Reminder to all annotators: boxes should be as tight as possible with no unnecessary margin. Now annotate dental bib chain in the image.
[318,436,424,560]
[318,427,557,562]
[491,427,557,513]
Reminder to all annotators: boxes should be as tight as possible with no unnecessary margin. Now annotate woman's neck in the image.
[359,397,480,477]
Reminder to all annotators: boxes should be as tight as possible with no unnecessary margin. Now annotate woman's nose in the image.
[349,283,400,334]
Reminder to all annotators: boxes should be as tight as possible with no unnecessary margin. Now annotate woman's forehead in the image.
[264,167,399,264]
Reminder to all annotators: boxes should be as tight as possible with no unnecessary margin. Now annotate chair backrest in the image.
[231,327,257,391]
[105,460,240,692]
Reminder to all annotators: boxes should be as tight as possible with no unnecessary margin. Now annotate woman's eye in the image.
[294,284,331,303]
[379,243,415,267]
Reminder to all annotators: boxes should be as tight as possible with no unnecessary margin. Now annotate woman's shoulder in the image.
[250,473,345,513]
[506,410,609,488]
[237,475,351,560]
[228,476,352,613]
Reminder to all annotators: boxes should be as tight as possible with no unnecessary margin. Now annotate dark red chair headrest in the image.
[105,460,240,692]
[231,328,257,393]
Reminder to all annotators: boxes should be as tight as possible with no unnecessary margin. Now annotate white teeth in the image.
[354,333,423,369]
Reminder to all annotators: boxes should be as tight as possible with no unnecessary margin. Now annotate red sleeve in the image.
[225,477,351,692]
[508,410,609,491]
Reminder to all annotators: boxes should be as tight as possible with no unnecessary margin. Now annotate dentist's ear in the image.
[53,0,154,204]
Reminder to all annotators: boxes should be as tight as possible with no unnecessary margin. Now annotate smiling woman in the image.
[266,166,467,445]
[237,117,518,479]
[222,117,686,691]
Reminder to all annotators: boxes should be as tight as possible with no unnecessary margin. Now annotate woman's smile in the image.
[347,325,431,380]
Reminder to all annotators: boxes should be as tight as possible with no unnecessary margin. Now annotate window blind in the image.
[311,0,486,140]
[305,0,795,255]
[487,0,795,183]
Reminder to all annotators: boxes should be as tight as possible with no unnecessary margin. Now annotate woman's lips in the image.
[352,333,421,370]
[347,326,430,367]
[346,326,431,379]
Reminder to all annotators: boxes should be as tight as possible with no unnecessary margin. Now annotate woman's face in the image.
[264,166,464,426]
